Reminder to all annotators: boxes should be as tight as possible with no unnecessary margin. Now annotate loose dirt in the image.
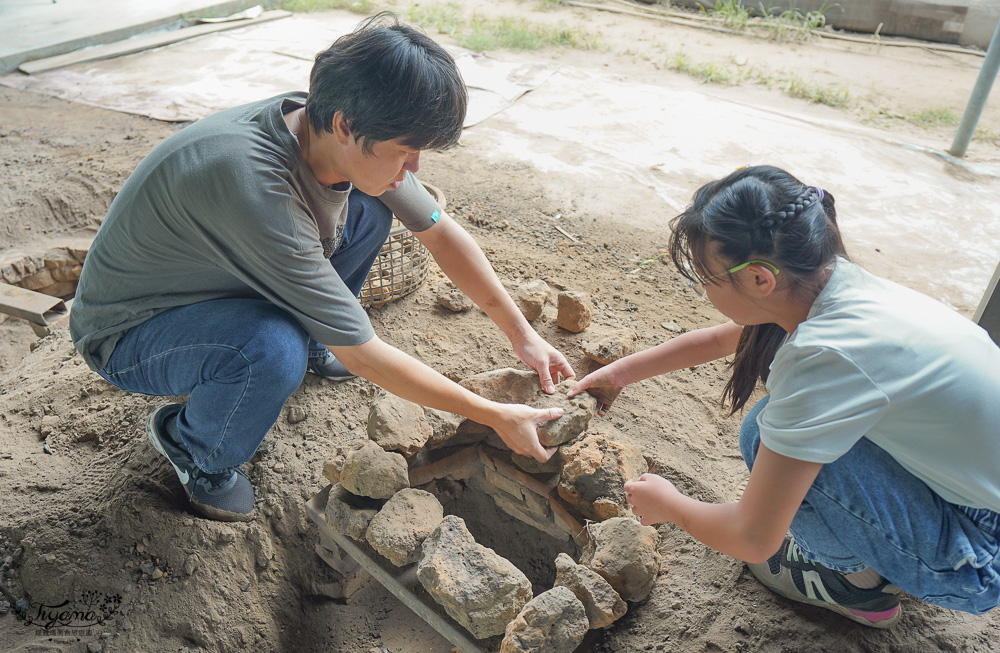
[2,2,999,652]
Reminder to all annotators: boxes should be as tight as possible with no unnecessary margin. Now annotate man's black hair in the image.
[305,11,467,155]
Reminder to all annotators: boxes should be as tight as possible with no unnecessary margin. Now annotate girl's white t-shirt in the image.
[759,258,1000,512]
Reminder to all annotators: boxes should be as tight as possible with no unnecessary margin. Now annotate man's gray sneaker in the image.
[747,536,902,629]
[146,403,255,522]
[306,349,356,382]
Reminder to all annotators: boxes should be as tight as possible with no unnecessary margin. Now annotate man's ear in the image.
[330,111,352,146]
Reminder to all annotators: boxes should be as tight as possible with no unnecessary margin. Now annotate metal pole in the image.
[950,21,1000,157]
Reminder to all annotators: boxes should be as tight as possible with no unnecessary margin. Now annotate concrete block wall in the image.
[672,0,1000,49]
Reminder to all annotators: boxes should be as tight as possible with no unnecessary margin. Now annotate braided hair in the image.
[668,165,846,414]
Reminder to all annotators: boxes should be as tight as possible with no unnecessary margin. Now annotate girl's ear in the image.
[749,264,779,298]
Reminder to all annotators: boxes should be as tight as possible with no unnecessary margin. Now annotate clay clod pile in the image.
[318,367,663,652]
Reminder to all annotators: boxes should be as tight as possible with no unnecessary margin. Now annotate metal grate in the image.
[358,181,444,308]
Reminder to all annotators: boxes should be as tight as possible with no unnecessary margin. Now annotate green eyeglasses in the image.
[689,260,780,296]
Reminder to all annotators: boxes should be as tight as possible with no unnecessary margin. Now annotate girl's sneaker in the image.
[146,403,256,522]
[747,536,902,629]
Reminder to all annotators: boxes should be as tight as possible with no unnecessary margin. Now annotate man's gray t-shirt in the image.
[70,92,443,371]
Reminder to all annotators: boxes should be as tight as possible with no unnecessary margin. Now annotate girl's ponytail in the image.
[723,323,785,413]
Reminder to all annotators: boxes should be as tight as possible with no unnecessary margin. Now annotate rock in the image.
[151,568,164,580]
[247,524,274,569]
[501,586,588,653]
[321,441,348,485]
[182,553,200,576]
[557,291,592,333]
[580,517,661,602]
[514,280,552,321]
[437,287,475,312]
[286,405,308,424]
[526,380,597,447]
[661,321,683,333]
[423,408,470,449]
[325,483,383,541]
[331,440,410,500]
[87,642,103,653]
[581,329,638,364]
[39,415,59,438]
[460,368,542,404]
[453,417,495,443]
[553,552,627,629]
[417,515,532,639]
[457,368,544,439]
[367,393,433,457]
[592,499,623,521]
[557,431,647,521]
[366,489,444,566]
[511,450,562,475]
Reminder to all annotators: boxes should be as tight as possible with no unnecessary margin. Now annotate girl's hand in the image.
[490,402,564,462]
[511,331,575,394]
[624,473,682,526]
[568,366,627,416]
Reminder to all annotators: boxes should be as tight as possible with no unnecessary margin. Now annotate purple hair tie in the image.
[811,186,824,201]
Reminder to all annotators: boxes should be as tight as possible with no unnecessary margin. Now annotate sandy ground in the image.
[2,2,1000,652]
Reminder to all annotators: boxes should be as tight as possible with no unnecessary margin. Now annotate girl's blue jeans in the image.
[97,189,392,473]
[741,396,1000,614]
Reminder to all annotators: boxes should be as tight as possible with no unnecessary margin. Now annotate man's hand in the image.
[568,365,627,416]
[490,403,564,462]
[414,215,574,393]
[511,331,575,394]
[624,473,682,526]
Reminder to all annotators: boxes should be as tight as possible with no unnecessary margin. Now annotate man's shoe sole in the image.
[146,404,255,523]
[187,496,255,523]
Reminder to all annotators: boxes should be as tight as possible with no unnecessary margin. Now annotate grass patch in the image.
[534,0,563,11]
[277,0,378,13]
[907,107,959,128]
[705,0,751,30]
[700,0,836,42]
[757,1,832,42]
[409,3,601,51]
[665,52,746,84]
[663,50,850,108]
[408,1,463,35]
[784,74,849,107]
[975,125,1000,145]
[463,14,596,51]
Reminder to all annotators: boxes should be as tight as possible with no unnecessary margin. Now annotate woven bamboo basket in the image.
[358,181,444,308]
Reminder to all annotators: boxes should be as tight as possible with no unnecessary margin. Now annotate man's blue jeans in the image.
[98,189,392,473]
[741,396,1000,614]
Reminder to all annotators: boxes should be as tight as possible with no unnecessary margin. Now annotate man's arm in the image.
[414,213,574,393]
[331,336,562,462]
